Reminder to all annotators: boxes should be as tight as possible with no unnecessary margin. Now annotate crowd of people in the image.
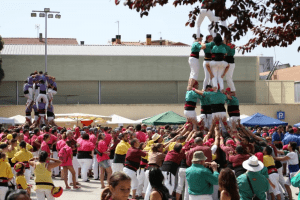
[0,121,300,200]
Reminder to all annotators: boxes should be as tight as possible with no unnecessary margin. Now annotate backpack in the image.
[58,147,68,163]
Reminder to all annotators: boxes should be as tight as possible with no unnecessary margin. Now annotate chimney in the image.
[116,35,121,44]
[39,33,43,42]
[111,38,116,44]
[160,37,162,45]
[146,34,151,45]
[80,41,84,45]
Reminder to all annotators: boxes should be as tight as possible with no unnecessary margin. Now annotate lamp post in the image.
[31,8,61,73]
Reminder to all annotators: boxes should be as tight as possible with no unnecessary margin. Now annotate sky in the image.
[0,0,299,66]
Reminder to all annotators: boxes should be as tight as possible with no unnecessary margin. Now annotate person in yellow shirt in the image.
[16,133,33,151]
[29,151,62,200]
[0,150,14,200]
[112,132,131,173]
[11,141,33,184]
[165,136,186,152]
[14,162,31,195]
[263,146,281,200]
[6,139,18,188]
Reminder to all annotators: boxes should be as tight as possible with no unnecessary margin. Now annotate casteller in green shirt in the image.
[226,96,239,106]
[186,163,219,195]
[203,90,227,105]
[291,173,300,200]
[237,171,269,200]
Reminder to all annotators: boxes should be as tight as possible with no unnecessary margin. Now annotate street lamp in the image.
[31,8,61,73]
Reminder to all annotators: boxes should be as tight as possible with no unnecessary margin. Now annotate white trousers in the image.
[68,156,79,184]
[176,168,189,200]
[28,87,33,99]
[24,94,33,106]
[137,168,145,196]
[203,60,212,90]
[162,171,176,196]
[112,163,124,174]
[210,61,228,91]
[212,185,219,200]
[188,57,200,80]
[48,88,57,100]
[212,112,227,119]
[36,94,49,108]
[34,88,39,101]
[0,187,8,200]
[77,158,92,181]
[36,189,54,200]
[189,194,212,200]
[226,63,236,91]
[25,168,31,184]
[123,167,138,190]
[200,114,212,129]
[196,9,218,38]
[268,173,281,196]
[92,154,99,179]
[184,110,197,120]
[229,116,240,125]
[52,151,59,176]
[144,170,152,200]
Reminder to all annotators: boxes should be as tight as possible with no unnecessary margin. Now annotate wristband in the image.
[223,122,228,126]
[192,88,196,91]
[216,121,219,124]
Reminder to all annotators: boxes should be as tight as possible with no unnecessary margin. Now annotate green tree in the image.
[115,0,300,53]
[0,35,5,83]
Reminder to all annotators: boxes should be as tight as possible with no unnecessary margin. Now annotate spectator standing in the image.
[237,156,269,200]
[186,151,219,200]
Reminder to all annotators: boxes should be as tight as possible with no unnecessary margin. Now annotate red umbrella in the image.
[80,119,93,126]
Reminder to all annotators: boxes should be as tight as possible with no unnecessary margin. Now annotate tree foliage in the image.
[115,0,300,53]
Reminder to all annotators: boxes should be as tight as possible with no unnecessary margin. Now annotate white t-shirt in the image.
[286,152,299,165]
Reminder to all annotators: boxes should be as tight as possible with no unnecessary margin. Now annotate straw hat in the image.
[192,151,207,162]
[242,155,264,172]
[152,133,161,142]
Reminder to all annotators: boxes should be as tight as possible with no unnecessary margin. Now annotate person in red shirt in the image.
[59,140,80,190]
[109,129,120,165]
[103,127,112,147]
[186,137,212,166]
[96,133,112,188]
[161,143,185,196]
[123,138,147,199]
[135,124,147,143]
[77,133,95,182]
[40,134,51,157]
[228,145,250,177]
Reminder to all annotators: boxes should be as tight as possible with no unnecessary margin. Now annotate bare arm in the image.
[206,63,214,79]
[221,66,230,78]
[47,158,62,171]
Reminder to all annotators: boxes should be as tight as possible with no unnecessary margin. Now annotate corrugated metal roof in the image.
[0,44,249,57]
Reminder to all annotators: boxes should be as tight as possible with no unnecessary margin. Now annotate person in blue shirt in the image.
[23,80,33,108]
[36,80,49,111]
[48,76,57,104]
[272,125,285,145]
[282,128,300,146]
[27,73,34,101]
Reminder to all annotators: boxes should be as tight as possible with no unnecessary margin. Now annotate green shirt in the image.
[186,164,219,195]
[258,167,269,179]
[237,171,269,200]
[204,42,215,54]
[212,44,227,54]
[203,90,227,104]
[185,90,202,103]
[191,42,202,53]
[226,96,239,106]
[199,95,211,106]
[291,173,300,200]
[225,43,235,56]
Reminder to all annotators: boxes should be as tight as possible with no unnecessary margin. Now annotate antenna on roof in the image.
[35,24,40,38]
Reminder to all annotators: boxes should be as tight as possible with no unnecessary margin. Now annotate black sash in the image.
[211,104,226,113]
[225,56,234,63]
[77,151,92,159]
[113,154,126,163]
[213,53,225,61]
